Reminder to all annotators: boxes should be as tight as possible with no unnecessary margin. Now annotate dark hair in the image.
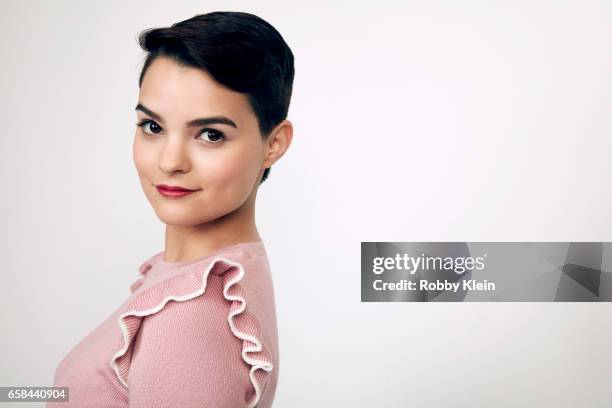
[136,11,295,184]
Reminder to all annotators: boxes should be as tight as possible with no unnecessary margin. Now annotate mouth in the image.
[155,184,200,198]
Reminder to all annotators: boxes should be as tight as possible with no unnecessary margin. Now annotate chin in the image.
[156,204,232,227]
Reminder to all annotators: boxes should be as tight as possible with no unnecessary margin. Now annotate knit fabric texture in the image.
[48,240,279,408]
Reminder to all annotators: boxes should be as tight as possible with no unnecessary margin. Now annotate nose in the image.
[158,133,191,174]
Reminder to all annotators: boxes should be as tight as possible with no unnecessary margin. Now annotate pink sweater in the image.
[48,240,279,408]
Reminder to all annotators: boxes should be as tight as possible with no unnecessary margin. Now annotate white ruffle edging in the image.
[110,257,274,408]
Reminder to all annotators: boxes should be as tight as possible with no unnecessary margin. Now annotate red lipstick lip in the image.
[156,184,198,192]
[155,184,200,199]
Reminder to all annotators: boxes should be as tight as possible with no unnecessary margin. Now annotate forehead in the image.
[138,56,254,125]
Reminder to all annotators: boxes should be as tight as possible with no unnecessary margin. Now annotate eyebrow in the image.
[135,103,238,129]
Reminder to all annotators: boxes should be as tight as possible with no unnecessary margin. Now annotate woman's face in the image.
[133,56,267,227]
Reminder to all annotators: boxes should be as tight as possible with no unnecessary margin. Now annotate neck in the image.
[163,195,260,263]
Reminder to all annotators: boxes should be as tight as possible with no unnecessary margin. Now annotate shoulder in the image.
[138,272,233,336]
[113,255,276,408]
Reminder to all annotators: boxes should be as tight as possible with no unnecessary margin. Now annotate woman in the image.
[49,11,294,408]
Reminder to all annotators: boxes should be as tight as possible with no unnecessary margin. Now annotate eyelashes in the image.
[135,119,226,145]
[135,119,162,135]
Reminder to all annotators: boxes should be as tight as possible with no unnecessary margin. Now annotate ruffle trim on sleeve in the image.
[110,256,274,408]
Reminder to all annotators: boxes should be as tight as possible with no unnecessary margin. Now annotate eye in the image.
[135,120,226,145]
[198,128,226,145]
[136,119,162,135]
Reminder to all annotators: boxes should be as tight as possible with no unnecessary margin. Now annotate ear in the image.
[261,119,293,169]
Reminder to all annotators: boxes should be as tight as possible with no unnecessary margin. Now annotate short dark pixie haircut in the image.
[136,11,295,184]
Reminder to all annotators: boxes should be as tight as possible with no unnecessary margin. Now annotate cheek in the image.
[133,135,155,180]
[196,146,258,197]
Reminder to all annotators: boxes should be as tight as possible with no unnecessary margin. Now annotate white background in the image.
[1,1,611,406]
